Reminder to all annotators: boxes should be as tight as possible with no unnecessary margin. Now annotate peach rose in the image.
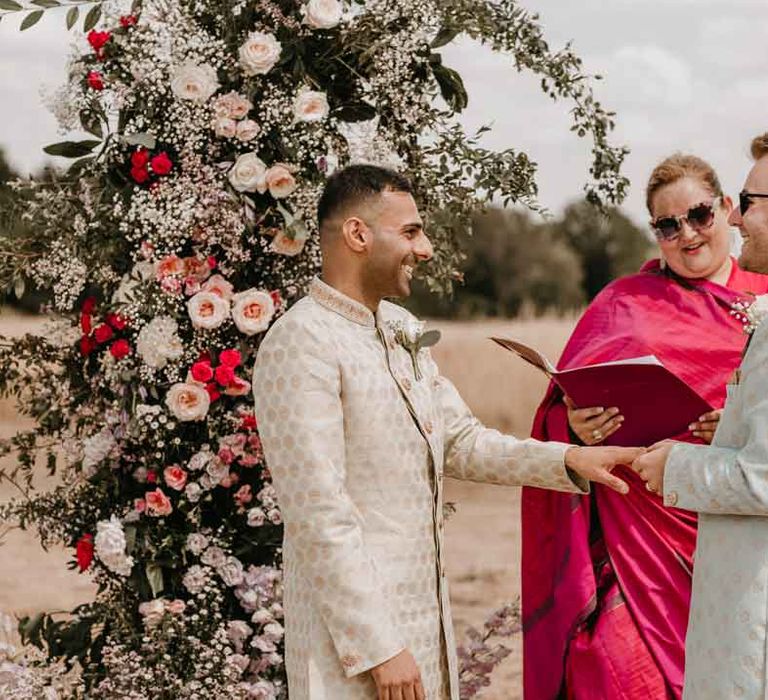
[213,116,237,138]
[187,290,230,330]
[145,487,173,517]
[156,254,185,278]
[213,91,253,119]
[164,465,188,491]
[303,0,343,29]
[238,31,282,76]
[264,164,297,199]
[228,152,268,193]
[165,382,211,422]
[236,119,260,142]
[231,289,275,336]
[183,257,212,282]
[293,89,329,122]
[270,227,308,257]
[165,599,186,615]
[201,274,234,300]
[224,375,251,397]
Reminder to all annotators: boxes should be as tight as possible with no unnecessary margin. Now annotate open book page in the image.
[490,337,556,375]
[559,355,661,372]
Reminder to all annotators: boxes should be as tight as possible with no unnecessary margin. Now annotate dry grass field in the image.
[0,311,577,699]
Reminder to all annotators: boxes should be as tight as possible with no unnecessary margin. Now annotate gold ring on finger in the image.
[645,482,654,492]
[592,429,602,440]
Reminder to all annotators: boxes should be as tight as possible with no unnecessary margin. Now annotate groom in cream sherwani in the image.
[633,133,768,700]
[253,164,642,700]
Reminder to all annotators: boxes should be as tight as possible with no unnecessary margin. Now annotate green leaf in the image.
[43,140,101,158]
[83,2,101,32]
[20,9,43,30]
[0,0,23,10]
[79,109,103,138]
[431,26,460,49]
[122,132,156,149]
[68,156,94,176]
[333,101,377,123]
[31,0,60,7]
[432,62,469,113]
[65,5,78,29]
[145,563,164,597]
[417,329,441,349]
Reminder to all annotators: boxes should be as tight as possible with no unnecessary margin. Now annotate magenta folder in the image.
[491,336,713,446]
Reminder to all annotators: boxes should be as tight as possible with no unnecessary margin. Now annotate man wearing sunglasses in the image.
[632,133,768,699]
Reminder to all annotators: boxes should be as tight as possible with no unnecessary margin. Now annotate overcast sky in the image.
[0,0,766,226]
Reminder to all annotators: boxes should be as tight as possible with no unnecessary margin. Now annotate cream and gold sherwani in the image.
[252,278,587,700]
[664,318,768,700]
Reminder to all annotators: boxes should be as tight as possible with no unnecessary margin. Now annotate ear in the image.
[721,194,734,214]
[341,217,370,254]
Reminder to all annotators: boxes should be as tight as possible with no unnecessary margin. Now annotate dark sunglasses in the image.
[650,197,721,242]
[739,191,768,216]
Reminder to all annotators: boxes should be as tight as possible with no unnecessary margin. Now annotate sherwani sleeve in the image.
[253,316,403,677]
[664,336,768,516]
[434,371,588,493]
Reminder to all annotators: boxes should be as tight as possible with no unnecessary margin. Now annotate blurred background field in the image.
[0,309,576,699]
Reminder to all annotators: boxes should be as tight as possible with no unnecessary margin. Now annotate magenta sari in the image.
[521,259,768,700]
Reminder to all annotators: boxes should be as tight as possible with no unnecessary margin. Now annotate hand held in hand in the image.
[565,445,645,495]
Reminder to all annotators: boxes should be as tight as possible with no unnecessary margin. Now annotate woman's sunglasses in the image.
[650,197,721,242]
[739,191,768,216]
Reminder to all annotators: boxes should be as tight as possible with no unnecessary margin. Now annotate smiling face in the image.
[362,190,433,300]
[649,176,733,282]
[729,156,768,274]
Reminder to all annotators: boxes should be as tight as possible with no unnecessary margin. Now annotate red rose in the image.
[214,364,235,387]
[80,335,97,356]
[269,290,282,309]
[146,470,158,484]
[240,414,258,431]
[130,166,149,184]
[191,360,214,383]
[150,152,173,176]
[119,15,137,27]
[219,349,242,368]
[82,296,98,314]
[105,312,127,330]
[80,312,92,335]
[94,323,114,344]
[75,534,94,572]
[205,382,221,402]
[87,30,111,51]
[87,71,105,91]
[207,256,217,270]
[131,148,150,168]
[109,339,131,359]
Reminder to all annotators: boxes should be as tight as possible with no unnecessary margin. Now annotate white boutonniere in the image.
[389,318,441,381]
[732,294,768,335]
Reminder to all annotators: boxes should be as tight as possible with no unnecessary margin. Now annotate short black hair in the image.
[317,164,413,232]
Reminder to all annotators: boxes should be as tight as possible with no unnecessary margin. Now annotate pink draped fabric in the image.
[521,259,768,700]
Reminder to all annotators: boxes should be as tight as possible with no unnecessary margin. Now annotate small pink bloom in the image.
[134,498,146,513]
[156,255,185,278]
[160,276,182,295]
[218,447,236,465]
[164,465,188,491]
[146,470,157,484]
[201,274,234,300]
[146,488,173,517]
[166,599,186,615]
[224,376,251,397]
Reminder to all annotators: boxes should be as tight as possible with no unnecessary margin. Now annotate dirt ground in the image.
[0,312,575,698]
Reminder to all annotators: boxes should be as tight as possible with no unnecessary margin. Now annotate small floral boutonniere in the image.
[731,294,768,336]
[389,318,441,381]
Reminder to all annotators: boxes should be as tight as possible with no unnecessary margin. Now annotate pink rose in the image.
[156,254,185,278]
[224,376,251,397]
[166,599,186,615]
[146,488,173,517]
[264,164,297,199]
[164,465,188,491]
[201,274,234,300]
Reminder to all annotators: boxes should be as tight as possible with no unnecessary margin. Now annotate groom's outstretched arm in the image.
[253,316,403,677]
[434,372,640,493]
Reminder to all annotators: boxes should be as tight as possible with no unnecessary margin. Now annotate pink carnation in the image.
[146,488,173,517]
[164,465,188,491]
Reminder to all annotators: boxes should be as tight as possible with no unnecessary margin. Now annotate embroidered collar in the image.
[309,277,377,328]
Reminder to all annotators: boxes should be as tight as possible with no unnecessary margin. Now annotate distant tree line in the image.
[407,202,653,318]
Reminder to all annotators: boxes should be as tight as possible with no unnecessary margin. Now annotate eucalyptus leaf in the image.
[20,9,43,30]
[43,140,101,158]
[31,0,60,7]
[122,132,157,149]
[431,26,460,49]
[0,0,22,10]
[417,329,441,349]
[83,2,101,32]
[65,5,78,29]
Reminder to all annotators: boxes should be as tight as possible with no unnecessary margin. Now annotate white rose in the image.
[185,532,209,555]
[185,482,202,503]
[213,116,237,138]
[138,599,167,628]
[165,382,211,422]
[187,291,230,330]
[403,317,425,344]
[95,516,134,577]
[170,61,220,102]
[303,0,343,29]
[238,31,282,76]
[182,565,207,595]
[232,289,275,336]
[228,152,268,193]
[236,119,260,142]
[228,620,253,650]
[213,91,253,119]
[206,456,229,484]
[217,555,245,587]
[187,449,213,471]
[201,545,227,568]
[136,316,183,369]
[247,507,266,527]
[293,89,329,122]
[264,164,297,199]
[263,622,284,642]
[251,609,273,625]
